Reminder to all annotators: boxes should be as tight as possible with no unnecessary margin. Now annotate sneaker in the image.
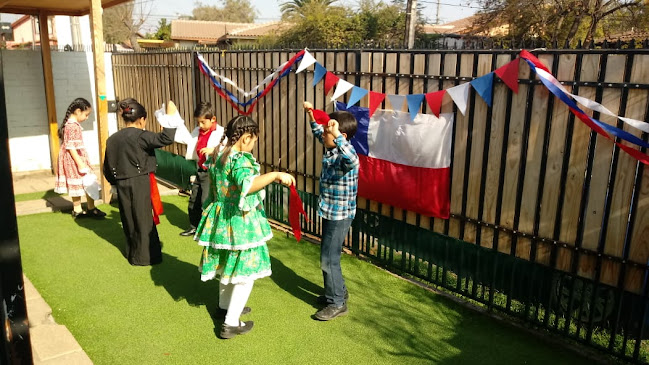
[87,208,106,219]
[179,228,197,236]
[216,306,251,317]
[219,320,254,339]
[316,290,349,305]
[314,304,348,321]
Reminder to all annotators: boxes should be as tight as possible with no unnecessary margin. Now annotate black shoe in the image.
[87,208,106,219]
[179,228,197,236]
[316,290,349,305]
[216,306,251,317]
[219,321,254,339]
[71,210,88,219]
[314,304,348,321]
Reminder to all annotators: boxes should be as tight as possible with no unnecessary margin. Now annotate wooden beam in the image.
[38,12,59,175]
[89,0,111,203]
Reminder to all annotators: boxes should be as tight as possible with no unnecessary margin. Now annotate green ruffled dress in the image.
[195,150,273,283]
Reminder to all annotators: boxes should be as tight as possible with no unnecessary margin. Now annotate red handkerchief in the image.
[311,109,330,125]
[289,184,309,242]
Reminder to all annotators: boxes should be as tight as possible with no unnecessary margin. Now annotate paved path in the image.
[13,169,179,364]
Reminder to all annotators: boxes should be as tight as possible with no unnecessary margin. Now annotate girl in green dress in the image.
[195,115,295,339]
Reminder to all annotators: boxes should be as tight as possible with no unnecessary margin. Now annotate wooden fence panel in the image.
[112,48,649,293]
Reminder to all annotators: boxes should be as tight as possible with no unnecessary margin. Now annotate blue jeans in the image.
[320,218,352,306]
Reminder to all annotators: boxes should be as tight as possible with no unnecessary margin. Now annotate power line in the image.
[418,0,486,10]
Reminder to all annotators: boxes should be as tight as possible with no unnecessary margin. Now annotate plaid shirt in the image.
[311,122,359,220]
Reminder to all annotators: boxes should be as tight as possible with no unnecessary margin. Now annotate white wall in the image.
[2,49,117,172]
[54,15,92,48]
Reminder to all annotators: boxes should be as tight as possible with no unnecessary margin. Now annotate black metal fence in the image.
[113,44,649,363]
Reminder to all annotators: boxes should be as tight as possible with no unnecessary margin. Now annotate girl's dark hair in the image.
[214,115,260,166]
[58,97,92,140]
[194,101,214,120]
[119,98,147,123]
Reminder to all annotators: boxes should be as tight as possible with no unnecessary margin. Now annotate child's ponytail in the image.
[58,98,92,140]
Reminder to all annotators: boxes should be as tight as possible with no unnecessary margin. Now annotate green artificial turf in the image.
[14,189,60,202]
[18,196,592,365]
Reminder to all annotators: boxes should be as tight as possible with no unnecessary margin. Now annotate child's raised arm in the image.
[248,171,296,194]
[304,101,324,144]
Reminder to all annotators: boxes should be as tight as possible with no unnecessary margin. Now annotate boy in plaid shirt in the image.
[304,101,359,321]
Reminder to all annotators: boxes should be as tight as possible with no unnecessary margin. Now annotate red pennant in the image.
[311,109,330,125]
[368,91,386,118]
[519,50,551,73]
[289,184,309,242]
[425,90,446,117]
[149,173,163,225]
[324,72,340,95]
[494,59,520,94]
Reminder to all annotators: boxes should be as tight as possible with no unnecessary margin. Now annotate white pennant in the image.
[387,94,406,111]
[296,50,317,74]
[331,80,355,102]
[447,83,471,115]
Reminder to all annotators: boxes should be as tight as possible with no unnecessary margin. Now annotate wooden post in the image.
[89,0,111,203]
[38,12,59,174]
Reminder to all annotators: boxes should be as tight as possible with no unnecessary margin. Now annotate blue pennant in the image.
[406,94,425,121]
[470,72,494,107]
[346,86,369,108]
[313,62,327,86]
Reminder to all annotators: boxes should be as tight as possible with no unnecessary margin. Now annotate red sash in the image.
[149,173,163,225]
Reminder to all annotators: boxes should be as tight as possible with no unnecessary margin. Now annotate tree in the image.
[154,18,171,41]
[473,0,647,46]
[280,0,338,20]
[103,0,149,51]
[190,0,257,23]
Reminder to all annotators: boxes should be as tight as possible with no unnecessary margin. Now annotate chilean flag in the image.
[336,102,452,219]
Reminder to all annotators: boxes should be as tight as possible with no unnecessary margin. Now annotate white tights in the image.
[219,282,254,327]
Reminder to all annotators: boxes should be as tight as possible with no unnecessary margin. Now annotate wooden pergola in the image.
[0,1,129,362]
[1,0,132,202]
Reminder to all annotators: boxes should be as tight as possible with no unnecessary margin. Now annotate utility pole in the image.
[436,0,441,24]
[405,0,418,49]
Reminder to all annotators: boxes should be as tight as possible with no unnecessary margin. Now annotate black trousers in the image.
[115,174,162,266]
[188,170,211,229]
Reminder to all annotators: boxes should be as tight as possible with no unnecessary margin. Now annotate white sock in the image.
[224,282,254,327]
[219,282,233,310]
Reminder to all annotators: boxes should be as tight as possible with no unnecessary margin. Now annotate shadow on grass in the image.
[73,205,126,259]
[269,256,321,309]
[162,200,189,232]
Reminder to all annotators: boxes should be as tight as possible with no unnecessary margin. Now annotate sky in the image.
[1,0,479,33]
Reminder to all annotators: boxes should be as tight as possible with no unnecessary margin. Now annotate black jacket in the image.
[103,127,176,184]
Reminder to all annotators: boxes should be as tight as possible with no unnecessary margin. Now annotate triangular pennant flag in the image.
[425,90,446,117]
[313,62,327,86]
[470,72,495,106]
[324,72,340,95]
[289,184,310,242]
[369,91,386,117]
[406,94,425,121]
[331,79,354,101]
[387,94,406,111]
[347,86,369,108]
[447,83,471,115]
[520,50,551,73]
[494,59,520,93]
[296,50,317,74]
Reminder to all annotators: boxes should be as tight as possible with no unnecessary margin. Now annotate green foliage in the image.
[190,0,257,23]
[280,0,339,20]
[474,0,648,46]
[153,18,171,41]
[102,2,133,44]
